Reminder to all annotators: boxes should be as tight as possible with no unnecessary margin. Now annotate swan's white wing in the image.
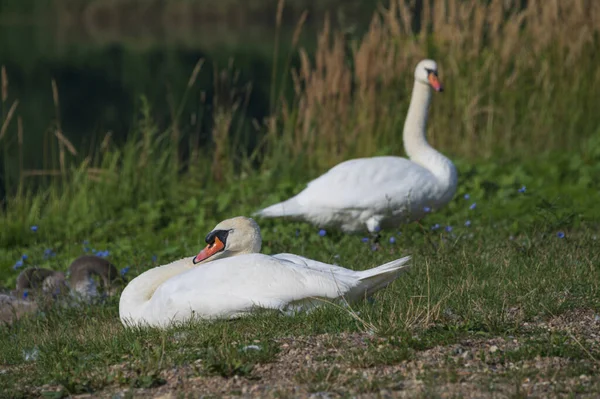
[296,156,438,210]
[148,253,358,325]
[272,253,358,276]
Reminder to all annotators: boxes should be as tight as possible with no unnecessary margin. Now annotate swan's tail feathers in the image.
[353,256,412,298]
[253,198,304,219]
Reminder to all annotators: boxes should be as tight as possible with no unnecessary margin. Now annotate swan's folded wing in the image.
[297,156,437,210]
[272,253,358,276]
[148,254,358,323]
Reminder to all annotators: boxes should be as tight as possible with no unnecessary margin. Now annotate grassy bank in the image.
[0,0,599,396]
[1,185,599,396]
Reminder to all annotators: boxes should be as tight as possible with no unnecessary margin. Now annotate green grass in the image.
[0,99,599,398]
[0,152,598,396]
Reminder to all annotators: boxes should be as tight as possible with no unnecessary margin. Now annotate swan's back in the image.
[146,253,358,325]
[299,156,441,210]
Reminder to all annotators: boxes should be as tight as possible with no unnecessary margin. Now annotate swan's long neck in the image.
[119,259,192,325]
[402,81,457,200]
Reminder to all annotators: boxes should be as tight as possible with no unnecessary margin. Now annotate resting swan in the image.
[119,217,412,328]
[254,59,457,234]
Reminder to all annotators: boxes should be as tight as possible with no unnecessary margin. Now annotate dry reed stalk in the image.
[275,0,285,29]
[0,100,18,141]
[1,66,7,103]
[53,129,77,156]
[21,170,63,177]
[271,0,599,165]
[17,116,23,187]
[269,0,286,113]
[187,59,204,89]
[51,79,71,175]
[291,11,308,48]
[211,108,235,182]
[167,58,205,162]
[100,131,112,152]
[87,167,116,183]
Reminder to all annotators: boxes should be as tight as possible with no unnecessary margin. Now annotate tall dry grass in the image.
[1,0,599,240]
[264,0,600,171]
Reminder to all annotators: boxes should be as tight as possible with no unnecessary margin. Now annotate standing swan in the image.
[254,59,457,234]
[119,217,412,328]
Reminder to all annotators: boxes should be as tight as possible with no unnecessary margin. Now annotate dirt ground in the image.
[29,309,600,398]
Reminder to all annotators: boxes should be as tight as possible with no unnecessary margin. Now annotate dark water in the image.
[0,0,375,194]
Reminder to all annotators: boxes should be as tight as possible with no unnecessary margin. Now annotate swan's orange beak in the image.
[428,73,444,92]
[193,237,225,264]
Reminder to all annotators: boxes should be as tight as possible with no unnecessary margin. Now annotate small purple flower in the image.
[557,231,565,239]
[21,254,28,260]
[431,224,440,230]
[361,237,369,243]
[464,194,470,200]
[374,226,381,233]
[469,203,477,210]
[83,240,89,245]
[371,245,378,252]
[96,250,110,258]
[30,225,38,232]
[465,220,471,227]
[389,236,396,244]
[445,226,453,232]
[295,230,300,237]
[22,290,28,299]
[152,255,158,263]
[518,185,526,193]
[120,267,130,277]
[423,207,431,213]
[318,229,327,237]
[13,260,24,270]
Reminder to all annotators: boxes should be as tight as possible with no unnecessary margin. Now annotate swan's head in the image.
[192,216,262,264]
[414,59,443,92]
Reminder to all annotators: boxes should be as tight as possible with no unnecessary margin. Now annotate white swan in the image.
[254,59,457,234]
[119,217,412,328]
